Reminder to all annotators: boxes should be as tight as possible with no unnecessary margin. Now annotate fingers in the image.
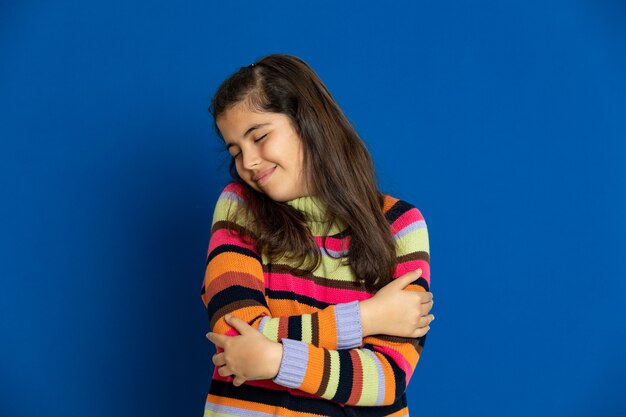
[418,314,435,328]
[206,332,225,348]
[233,375,247,387]
[218,365,234,378]
[411,325,431,338]
[212,353,226,367]
[216,363,247,387]
[406,268,422,283]
[418,297,434,317]
[224,314,253,335]
[389,268,423,289]
[411,314,435,338]
[404,310,434,338]
[416,291,433,304]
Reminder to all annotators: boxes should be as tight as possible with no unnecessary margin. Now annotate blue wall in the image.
[1,1,625,416]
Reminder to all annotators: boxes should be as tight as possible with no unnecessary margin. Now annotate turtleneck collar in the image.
[284,195,329,222]
[284,195,347,235]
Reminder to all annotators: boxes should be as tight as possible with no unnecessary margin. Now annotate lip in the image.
[253,166,276,185]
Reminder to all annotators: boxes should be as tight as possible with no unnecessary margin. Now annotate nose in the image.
[241,146,262,170]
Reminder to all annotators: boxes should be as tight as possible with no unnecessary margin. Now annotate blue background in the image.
[1,1,625,416]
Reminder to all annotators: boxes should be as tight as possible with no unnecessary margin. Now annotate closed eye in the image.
[232,134,268,159]
[254,133,268,143]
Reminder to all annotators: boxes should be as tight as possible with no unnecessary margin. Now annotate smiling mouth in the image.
[255,166,276,185]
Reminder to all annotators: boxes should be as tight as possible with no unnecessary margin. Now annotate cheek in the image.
[234,160,244,176]
[234,161,250,181]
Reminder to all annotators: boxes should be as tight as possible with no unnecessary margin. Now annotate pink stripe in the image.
[223,182,245,195]
[208,228,256,253]
[395,260,430,284]
[312,236,352,251]
[225,327,241,337]
[390,208,423,235]
[288,388,324,399]
[265,273,371,303]
[212,367,291,391]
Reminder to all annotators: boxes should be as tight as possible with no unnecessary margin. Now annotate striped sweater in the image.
[201,181,431,417]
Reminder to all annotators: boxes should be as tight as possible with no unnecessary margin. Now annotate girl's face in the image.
[216,101,310,202]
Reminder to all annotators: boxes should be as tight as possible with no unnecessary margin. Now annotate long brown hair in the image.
[209,54,396,292]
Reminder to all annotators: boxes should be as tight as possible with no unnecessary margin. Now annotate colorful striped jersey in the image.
[201,181,431,417]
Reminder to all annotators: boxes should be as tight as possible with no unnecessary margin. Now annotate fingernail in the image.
[415,268,422,275]
[206,332,212,339]
[225,314,232,320]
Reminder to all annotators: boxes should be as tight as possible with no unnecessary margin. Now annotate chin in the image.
[265,191,290,203]
[240,181,282,202]
[266,186,302,203]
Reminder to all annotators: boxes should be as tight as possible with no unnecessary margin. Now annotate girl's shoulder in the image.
[380,192,428,234]
[217,180,247,201]
[211,181,253,228]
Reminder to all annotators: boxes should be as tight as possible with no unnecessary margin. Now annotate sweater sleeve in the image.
[271,198,430,407]
[201,182,363,350]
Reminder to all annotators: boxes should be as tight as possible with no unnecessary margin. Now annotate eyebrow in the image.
[225,123,271,149]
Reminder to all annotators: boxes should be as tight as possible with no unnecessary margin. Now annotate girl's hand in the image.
[359,269,434,338]
[206,315,283,387]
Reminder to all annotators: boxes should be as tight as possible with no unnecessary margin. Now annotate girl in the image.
[202,54,433,417]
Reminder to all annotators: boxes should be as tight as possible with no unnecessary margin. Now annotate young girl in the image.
[201,54,433,417]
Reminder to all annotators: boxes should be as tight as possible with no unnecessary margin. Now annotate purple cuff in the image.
[334,300,363,349]
[272,338,309,388]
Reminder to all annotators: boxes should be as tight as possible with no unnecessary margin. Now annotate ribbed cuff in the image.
[335,300,363,349]
[272,338,309,388]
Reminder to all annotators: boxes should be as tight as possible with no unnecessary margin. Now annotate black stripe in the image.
[412,276,430,292]
[329,226,352,239]
[265,289,331,310]
[206,244,261,266]
[342,396,408,416]
[332,350,354,403]
[384,199,414,225]
[206,285,266,320]
[207,372,409,415]
[288,315,302,341]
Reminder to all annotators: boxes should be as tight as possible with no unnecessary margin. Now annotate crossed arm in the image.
[202,184,432,406]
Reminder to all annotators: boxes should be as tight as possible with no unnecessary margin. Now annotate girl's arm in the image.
[202,182,362,350]
[271,199,430,407]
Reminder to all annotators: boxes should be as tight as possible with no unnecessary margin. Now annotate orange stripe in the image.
[374,349,397,405]
[268,299,307,316]
[405,283,427,293]
[213,305,268,334]
[383,195,399,213]
[300,344,325,394]
[206,252,264,282]
[315,306,338,349]
[317,308,337,349]
[385,407,410,417]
